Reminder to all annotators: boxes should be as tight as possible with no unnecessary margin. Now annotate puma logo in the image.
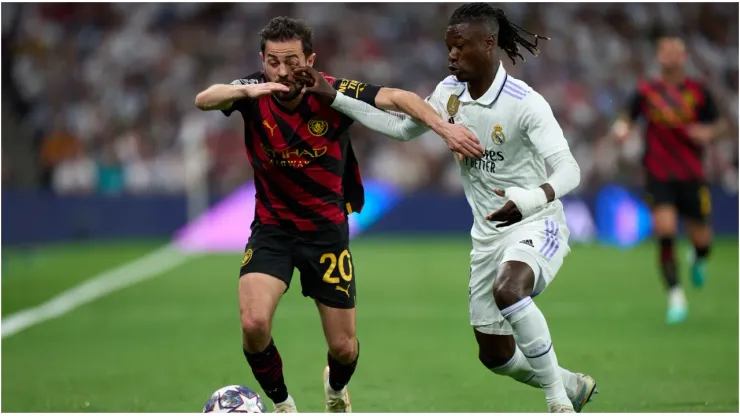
[335,284,351,297]
[263,120,278,136]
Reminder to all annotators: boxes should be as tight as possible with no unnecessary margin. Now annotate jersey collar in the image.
[459,61,508,106]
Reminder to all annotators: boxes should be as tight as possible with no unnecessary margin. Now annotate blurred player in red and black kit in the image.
[195,16,482,413]
[612,36,727,324]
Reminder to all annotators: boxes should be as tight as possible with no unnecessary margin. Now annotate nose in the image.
[448,49,458,63]
[277,64,289,78]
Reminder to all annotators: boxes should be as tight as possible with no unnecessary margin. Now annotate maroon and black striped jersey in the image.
[223,71,381,233]
[627,77,719,181]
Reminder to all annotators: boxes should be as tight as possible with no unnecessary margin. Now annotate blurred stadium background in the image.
[2,2,738,413]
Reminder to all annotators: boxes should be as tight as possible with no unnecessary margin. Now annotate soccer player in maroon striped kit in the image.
[612,36,727,324]
[195,16,483,412]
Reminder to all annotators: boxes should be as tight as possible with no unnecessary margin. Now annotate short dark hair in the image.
[449,3,549,65]
[259,16,313,55]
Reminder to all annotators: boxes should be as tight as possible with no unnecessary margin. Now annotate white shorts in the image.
[469,216,570,335]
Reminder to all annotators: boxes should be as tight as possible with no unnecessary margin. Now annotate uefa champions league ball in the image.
[203,385,267,413]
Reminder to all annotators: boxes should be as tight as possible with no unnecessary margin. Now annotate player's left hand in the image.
[486,198,522,228]
[487,187,548,227]
[293,66,337,103]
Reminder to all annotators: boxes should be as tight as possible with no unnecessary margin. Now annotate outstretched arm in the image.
[294,66,483,158]
[195,80,289,111]
[330,92,431,141]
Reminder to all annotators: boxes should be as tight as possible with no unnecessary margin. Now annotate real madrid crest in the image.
[447,95,460,118]
[492,125,505,145]
[308,118,329,136]
[242,248,253,267]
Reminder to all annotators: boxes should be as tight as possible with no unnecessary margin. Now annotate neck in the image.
[661,69,685,85]
[467,62,497,100]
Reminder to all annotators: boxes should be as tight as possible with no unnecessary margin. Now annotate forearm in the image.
[332,92,429,141]
[195,84,250,111]
[542,149,581,201]
[382,89,447,135]
[706,119,728,139]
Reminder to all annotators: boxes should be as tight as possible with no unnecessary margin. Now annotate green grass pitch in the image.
[2,237,738,412]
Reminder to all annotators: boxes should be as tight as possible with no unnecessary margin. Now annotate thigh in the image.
[645,178,677,210]
[500,217,571,297]
[469,247,513,335]
[239,224,295,289]
[676,181,712,224]
[296,223,356,309]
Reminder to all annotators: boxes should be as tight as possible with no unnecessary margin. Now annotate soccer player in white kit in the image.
[295,3,598,413]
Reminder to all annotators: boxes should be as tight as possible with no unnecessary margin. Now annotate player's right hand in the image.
[245,82,291,98]
[437,123,484,159]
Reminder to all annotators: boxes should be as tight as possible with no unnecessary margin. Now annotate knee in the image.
[493,270,529,310]
[241,313,271,338]
[328,336,357,364]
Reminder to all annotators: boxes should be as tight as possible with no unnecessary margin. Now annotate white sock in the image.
[501,297,571,408]
[490,346,579,399]
[669,286,687,308]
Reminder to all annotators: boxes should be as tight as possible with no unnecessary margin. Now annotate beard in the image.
[272,79,303,101]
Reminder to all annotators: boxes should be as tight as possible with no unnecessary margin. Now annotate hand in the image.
[293,66,337,102]
[611,119,631,143]
[486,187,547,227]
[244,82,290,99]
[686,124,714,144]
[486,199,523,228]
[436,123,484,159]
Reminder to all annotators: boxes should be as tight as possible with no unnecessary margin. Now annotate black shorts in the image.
[645,178,712,223]
[239,222,356,309]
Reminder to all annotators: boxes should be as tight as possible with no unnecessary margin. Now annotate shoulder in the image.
[502,76,543,115]
[635,78,656,95]
[434,75,466,94]
[230,71,266,85]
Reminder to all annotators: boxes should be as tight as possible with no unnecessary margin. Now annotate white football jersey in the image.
[425,62,571,249]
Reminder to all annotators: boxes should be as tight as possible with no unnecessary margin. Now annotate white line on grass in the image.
[1,245,190,339]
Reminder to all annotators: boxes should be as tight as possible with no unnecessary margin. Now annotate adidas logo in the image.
[519,239,534,247]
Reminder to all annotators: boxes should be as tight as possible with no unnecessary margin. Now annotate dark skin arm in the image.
[486,184,555,228]
[293,66,484,159]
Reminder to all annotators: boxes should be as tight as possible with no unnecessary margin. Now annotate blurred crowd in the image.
[2,3,738,197]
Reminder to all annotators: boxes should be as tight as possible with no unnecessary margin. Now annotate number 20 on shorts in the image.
[320,250,353,284]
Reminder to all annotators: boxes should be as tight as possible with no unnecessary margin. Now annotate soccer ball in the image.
[202,385,267,413]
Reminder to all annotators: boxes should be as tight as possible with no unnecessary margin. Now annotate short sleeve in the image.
[697,86,720,123]
[626,90,643,122]
[221,72,264,118]
[520,92,571,160]
[331,77,383,107]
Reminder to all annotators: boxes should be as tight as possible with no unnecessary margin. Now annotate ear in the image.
[306,53,316,67]
[260,52,265,64]
[486,34,495,53]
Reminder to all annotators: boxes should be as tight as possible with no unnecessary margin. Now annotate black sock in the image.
[659,237,678,289]
[328,340,360,392]
[695,245,711,260]
[244,339,289,404]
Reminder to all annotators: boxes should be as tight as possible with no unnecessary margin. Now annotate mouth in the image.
[448,65,459,74]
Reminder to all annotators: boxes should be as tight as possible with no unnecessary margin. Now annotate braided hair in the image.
[448,3,549,65]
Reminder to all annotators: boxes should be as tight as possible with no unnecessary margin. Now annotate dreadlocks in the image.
[448,3,549,65]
